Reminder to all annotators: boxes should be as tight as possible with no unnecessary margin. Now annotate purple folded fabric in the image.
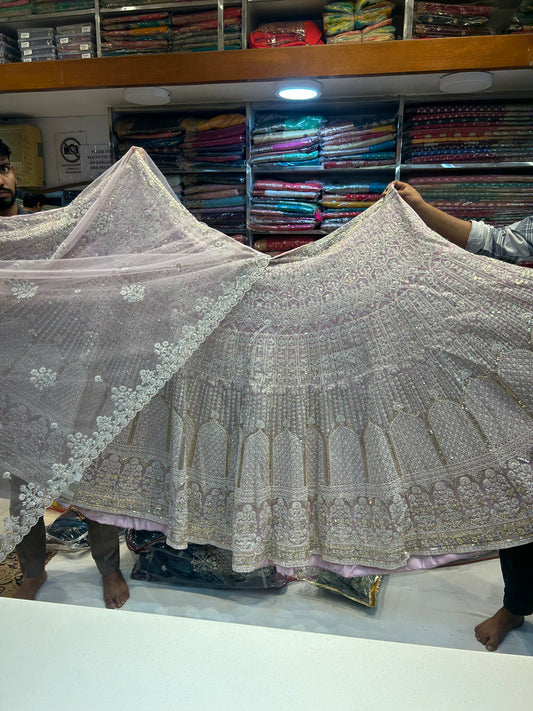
[252,137,317,154]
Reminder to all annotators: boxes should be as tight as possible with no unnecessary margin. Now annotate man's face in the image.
[0,155,17,213]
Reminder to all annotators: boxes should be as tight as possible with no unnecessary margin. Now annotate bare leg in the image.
[474,607,524,652]
[13,514,48,601]
[102,570,130,609]
[476,543,533,651]
[85,519,129,609]
[15,571,48,600]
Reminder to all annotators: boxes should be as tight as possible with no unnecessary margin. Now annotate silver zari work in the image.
[0,148,268,561]
[1,148,532,571]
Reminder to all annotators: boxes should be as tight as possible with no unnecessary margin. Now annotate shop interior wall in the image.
[1,115,109,188]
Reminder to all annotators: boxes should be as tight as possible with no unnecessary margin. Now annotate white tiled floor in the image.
[2,492,531,657]
[24,532,533,657]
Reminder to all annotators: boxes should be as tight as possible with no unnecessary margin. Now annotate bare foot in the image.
[15,571,48,600]
[102,570,129,609]
[474,607,524,651]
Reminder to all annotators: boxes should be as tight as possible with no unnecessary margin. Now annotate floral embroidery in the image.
[181,324,198,340]
[18,481,44,507]
[195,296,217,314]
[120,284,145,302]
[140,369,160,387]
[11,280,38,299]
[0,149,270,562]
[3,147,532,576]
[29,367,57,390]
[67,432,93,459]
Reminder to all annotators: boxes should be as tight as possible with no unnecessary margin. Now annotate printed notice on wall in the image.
[55,133,112,185]
[55,131,89,184]
[86,145,112,180]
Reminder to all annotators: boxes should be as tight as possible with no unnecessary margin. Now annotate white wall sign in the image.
[86,144,111,179]
[55,131,89,184]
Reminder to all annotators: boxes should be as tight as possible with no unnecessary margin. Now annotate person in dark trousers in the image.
[1,138,129,608]
[390,179,532,652]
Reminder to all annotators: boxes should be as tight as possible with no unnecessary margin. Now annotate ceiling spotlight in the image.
[276,79,322,101]
[123,87,171,106]
[439,72,493,94]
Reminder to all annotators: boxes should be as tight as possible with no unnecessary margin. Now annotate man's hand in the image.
[383,180,472,249]
[383,181,425,210]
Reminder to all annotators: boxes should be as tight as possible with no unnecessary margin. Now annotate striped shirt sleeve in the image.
[467,216,533,264]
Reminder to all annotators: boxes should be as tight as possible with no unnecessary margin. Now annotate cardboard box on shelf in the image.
[0,124,44,187]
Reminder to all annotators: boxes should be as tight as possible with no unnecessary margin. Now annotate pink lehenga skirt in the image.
[1,148,532,572]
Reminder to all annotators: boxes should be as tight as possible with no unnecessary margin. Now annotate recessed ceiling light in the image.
[276,79,322,100]
[439,72,493,94]
[123,87,171,105]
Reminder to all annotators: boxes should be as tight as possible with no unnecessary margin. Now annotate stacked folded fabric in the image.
[408,174,533,226]
[127,529,381,606]
[113,113,185,170]
[413,1,494,38]
[506,0,533,33]
[180,113,246,169]
[165,173,182,200]
[319,179,388,232]
[101,0,169,7]
[127,530,290,590]
[101,11,171,56]
[403,101,533,163]
[170,6,242,52]
[181,173,246,236]
[113,112,246,171]
[46,509,90,552]
[250,178,323,233]
[101,0,204,5]
[18,26,57,62]
[0,0,31,17]
[252,237,316,253]
[0,32,20,62]
[251,114,323,168]
[249,20,324,47]
[320,113,397,167]
[31,0,93,12]
[56,22,96,60]
[323,0,396,44]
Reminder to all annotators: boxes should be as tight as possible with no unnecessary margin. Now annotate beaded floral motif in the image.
[18,481,44,507]
[195,296,217,314]
[0,148,269,561]
[10,280,38,299]
[120,284,146,303]
[2,149,532,571]
[29,367,57,390]
[67,188,533,571]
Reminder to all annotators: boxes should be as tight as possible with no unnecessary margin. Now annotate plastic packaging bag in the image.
[46,509,89,552]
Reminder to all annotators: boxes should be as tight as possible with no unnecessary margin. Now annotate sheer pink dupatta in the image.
[0,147,268,560]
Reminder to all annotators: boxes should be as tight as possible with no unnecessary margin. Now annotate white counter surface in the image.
[1,595,532,711]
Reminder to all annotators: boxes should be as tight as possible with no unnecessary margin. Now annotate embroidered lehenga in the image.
[1,148,532,572]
